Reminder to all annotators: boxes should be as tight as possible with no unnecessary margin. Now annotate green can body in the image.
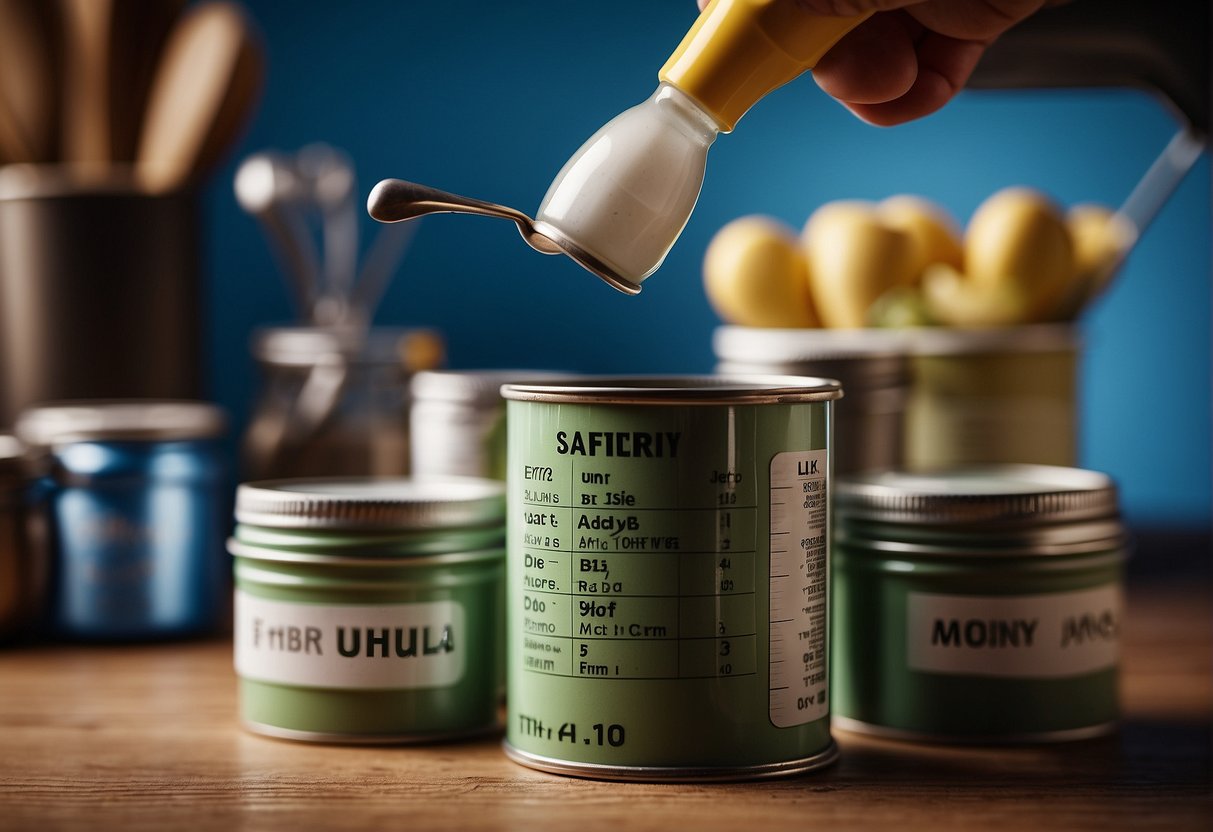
[832,466,1126,743]
[230,479,505,743]
[502,377,841,780]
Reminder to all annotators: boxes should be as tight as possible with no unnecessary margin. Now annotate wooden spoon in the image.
[137,1,263,193]
[0,0,63,161]
[108,0,188,162]
[61,0,113,170]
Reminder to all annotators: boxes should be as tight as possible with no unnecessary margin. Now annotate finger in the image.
[840,30,987,126]
[812,12,920,104]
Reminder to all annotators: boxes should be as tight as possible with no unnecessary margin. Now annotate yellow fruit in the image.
[920,263,1031,327]
[965,187,1074,318]
[1042,204,1135,321]
[703,216,818,328]
[878,195,964,283]
[802,201,915,329]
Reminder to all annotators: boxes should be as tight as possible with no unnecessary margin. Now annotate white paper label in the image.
[906,585,1122,679]
[768,450,829,727]
[234,591,465,690]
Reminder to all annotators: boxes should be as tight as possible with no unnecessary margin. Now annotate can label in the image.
[507,400,831,771]
[906,585,1122,678]
[234,591,465,689]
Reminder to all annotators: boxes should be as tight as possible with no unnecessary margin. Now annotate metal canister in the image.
[502,376,842,781]
[0,435,40,642]
[903,324,1079,469]
[410,370,565,480]
[832,465,1127,742]
[712,326,908,474]
[230,477,505,743]
[17,401,228,640]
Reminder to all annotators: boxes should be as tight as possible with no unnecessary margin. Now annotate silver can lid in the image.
[501,375,842,405]
[235,476,506,530]
[411,369,568,405]
[836,465,1119,526]
[16,400,226,445]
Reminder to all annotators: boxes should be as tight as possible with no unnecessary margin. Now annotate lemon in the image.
[878,195,964,284]
[703,216,817,328]
[802,201,914,329]
[965,187,1074,319]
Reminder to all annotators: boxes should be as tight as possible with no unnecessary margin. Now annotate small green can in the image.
[832,465,1127,743]
[501,376,842,781]
[230,477,505,743]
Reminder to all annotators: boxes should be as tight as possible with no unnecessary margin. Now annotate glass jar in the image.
[242,326,444,480]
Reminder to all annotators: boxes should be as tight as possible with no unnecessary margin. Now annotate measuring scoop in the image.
[366,178,642,295]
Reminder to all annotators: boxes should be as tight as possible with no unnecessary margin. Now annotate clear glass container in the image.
[242,326,444,480]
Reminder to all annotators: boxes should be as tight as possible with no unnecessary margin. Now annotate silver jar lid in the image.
[411,369,567,405]
[235,476,506,530]
[16,400,226,445]
[837,465,1118,525]
[501,375,842,405]
[252,326,445,370]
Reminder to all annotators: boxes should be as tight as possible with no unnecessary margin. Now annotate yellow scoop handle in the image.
[659,0,871,132]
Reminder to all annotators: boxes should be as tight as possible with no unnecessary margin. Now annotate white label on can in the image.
[906,585,1122,678]
[768,450,829,727]
[234,591,465,689]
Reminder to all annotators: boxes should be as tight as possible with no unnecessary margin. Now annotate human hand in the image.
[696,0,1053,126]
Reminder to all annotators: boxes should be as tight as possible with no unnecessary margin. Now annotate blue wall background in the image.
[206,0,1211,530]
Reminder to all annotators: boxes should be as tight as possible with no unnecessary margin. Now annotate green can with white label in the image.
[229,477,505,743]
[501,377,842,781]
[832,465,1127,743]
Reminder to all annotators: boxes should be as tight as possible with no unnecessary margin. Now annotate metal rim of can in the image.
[712,324,909,363]
[835,465,1127,557]
[228,537,504,569]
[903,323,1078,356]
[499,375,842,405]
[15,400,226,445]
[234,476,505,531]
[502,740,841,783]
[831,715,1118,745]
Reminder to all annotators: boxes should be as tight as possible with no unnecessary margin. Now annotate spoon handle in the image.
[368,178,531,226]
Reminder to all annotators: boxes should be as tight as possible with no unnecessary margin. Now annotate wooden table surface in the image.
[1,579,1209,832]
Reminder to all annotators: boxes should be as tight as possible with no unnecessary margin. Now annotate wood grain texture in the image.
[0,584,1208,832]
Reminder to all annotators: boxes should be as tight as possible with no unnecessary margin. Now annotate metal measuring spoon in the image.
[366,178,641,295]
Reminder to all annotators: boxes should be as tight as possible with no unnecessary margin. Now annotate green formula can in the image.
[230,477,505,743]
[832,465,1127,743]
[501,376,842,781]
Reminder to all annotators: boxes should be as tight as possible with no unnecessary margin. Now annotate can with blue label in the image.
[17,401,228,640]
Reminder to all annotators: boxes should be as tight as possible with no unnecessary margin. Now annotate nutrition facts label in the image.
[768,450,829,727]
[517,454,759,683]
[516,438,828,716]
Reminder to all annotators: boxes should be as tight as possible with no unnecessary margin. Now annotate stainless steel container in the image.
[18,401,229,640]
[713,326,907,474]
[0,168,202,425]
